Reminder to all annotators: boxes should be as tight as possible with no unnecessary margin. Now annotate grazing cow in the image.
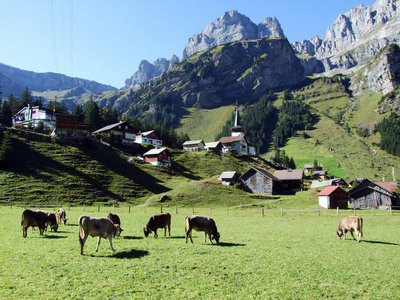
[107,213,121,226]
[185,215,220,244]
[143,213,171,238]
[78,216,123,255]
[21,209,47,237]
[336,216,363,242]
[57,208,68,225]
[34,210,58,232]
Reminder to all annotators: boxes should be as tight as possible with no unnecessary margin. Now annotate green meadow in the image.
[1,206,400,299]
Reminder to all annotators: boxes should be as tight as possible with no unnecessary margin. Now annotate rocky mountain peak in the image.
[181,10,285,60]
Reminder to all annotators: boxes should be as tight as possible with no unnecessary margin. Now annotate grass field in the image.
[2,206,400,299]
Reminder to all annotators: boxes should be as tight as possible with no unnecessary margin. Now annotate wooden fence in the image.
[3,201,400,217]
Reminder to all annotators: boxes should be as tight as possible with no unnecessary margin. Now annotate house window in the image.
[264,177,269,184]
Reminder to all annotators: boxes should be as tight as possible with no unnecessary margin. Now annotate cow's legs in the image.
[208,233,213,244]
[185,229,193,243]
[355,230,361,242]
[349,230,356,241]
[167,224,171,236]
[22,225,28,238]
[80,234,88,255]
[108,237,115,251]
[154,229,158,238]
[95,237,102,252]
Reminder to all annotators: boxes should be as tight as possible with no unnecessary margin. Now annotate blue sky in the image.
[0,0,376,89]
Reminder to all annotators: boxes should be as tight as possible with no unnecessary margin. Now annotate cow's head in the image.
[212,232,220,244]
[114,225,123,238]
[143,226,152,237]
[336,230,343,239]
[63,218,68,225]
[51,224,59,232]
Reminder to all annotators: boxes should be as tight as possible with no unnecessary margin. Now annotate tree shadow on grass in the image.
[363,240,399,246]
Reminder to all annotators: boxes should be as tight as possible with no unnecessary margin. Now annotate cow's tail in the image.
[78,216,85,246]
[184,216,189,233]
[359,217,363,239]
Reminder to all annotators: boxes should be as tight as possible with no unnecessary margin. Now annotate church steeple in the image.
[231,101,245,137]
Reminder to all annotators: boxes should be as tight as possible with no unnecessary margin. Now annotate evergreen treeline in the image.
[375,112,400,156]
[272,99,314,149]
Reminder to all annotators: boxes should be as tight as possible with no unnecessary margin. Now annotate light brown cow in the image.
[143,213,171,238]
[34,210,58,232]
[78,216,123,255]
[21,209,47,237]
[57,208,68,225]
[185,215,220,244]
[336,216,363,242]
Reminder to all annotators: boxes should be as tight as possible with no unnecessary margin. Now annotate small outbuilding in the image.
[218,171,238,186]
[273,169,304,193]
[318,186,348,209]
[205,141,223,152]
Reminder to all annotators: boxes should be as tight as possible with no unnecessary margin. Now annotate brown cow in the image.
[336,216,363,242]
[34,210,58,232]
[107,213,121,226]
[57,208,68,225]
[185,215,220,244]
[143,213,171,238]
[21,209,47,237]
[78,216,123,255]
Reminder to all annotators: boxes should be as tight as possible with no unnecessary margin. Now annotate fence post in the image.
[372,207,374,216]
[210,208,211,215]
[83,204,85,212]
[129,205,131,213]
[161,205,163,213]
[25,203,27,209]
[10,201,12,209]
[69,203,71,211]
[337,207,339,216]
[144,206,146,214]
[318,206,320,216]
[390,206,393,215]
[176,206,178,214]
[226,207,228,216]
[244,206,246,216]
[113,204,115,213]
[299,208,301,215]
[262,207,264,217]
[98,204,100,212]
[354,208,356,215]
[281,207,283,217]
[192,207,194,214]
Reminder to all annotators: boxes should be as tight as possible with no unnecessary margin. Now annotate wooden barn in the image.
[143,148,172,167]
[218,171,238,186]
[348,179,399,209]
[273,169,304,193]
[240,167,281,194]
[318,186,348,209]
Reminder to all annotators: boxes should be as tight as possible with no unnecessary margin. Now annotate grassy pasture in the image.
[1,206,400,299]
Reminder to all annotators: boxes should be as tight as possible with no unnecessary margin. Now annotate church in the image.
[219,105,256,155]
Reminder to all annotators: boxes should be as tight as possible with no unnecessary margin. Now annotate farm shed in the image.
[92,121,137,145]
[273,169,304,193]
[218,171,238,186]
[318,186,348,209]
[348,179,399,209]
[182,140,205,152]
[240,167,281,194]
[54,113,90,138]
[143,148,172,167]
[205,141,223,152]
[304,163,323,173]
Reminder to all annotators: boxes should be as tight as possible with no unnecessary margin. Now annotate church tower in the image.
[231,102,245,137]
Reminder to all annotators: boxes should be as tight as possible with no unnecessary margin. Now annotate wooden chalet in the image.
[54,113,90,138]
[92,121,137,145]
[12,105,55,129]
[182,140,205,152]
[143,147,172,167]
[240,167,281,194]
[273,169,304,193]
[318,186,348,209]
[348,179,399,209]
[135,130,162,146]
